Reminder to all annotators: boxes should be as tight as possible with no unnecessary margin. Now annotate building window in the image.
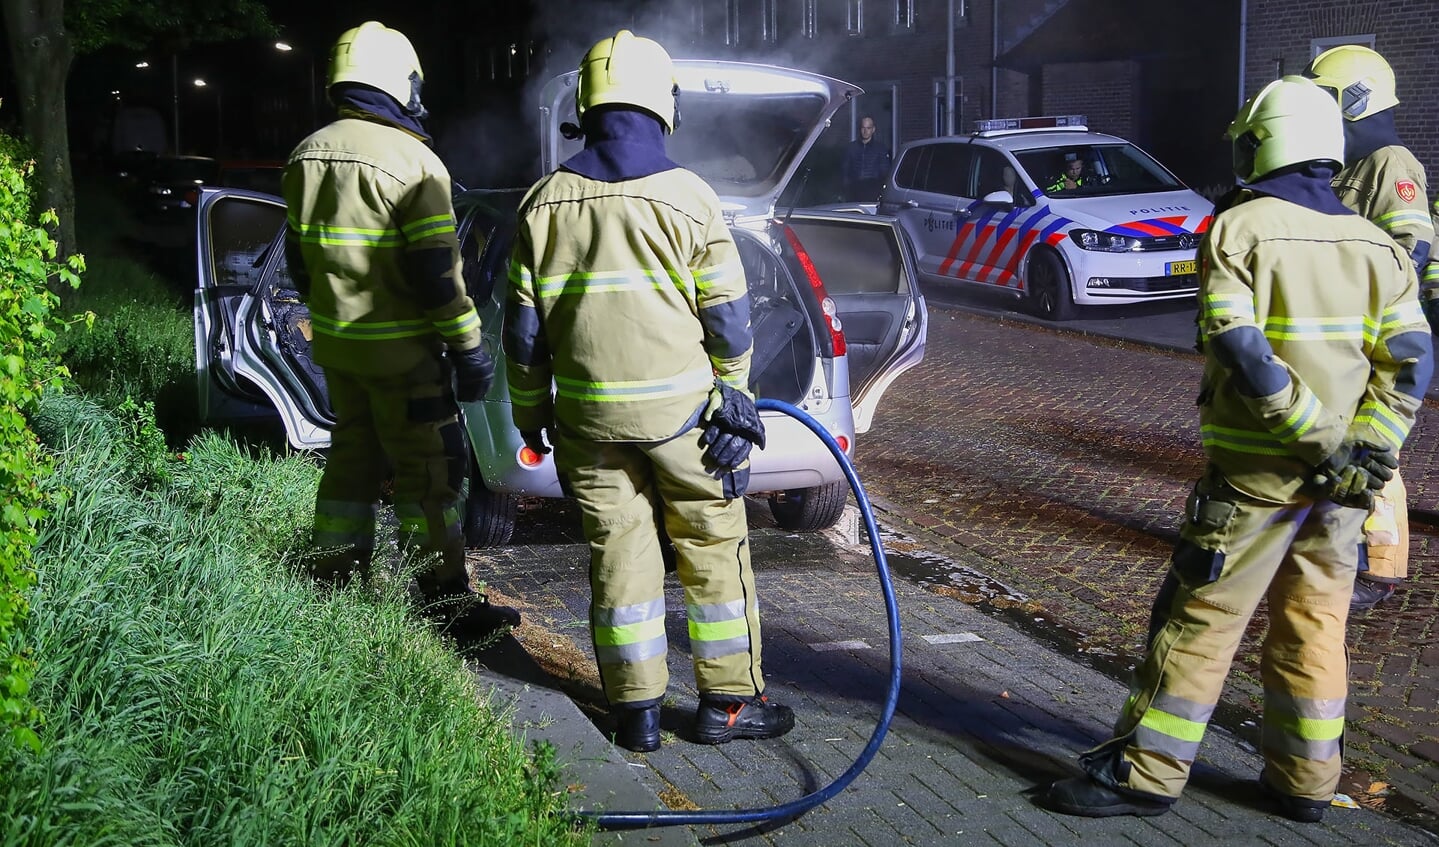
[801,0,818,38]
[847,0,864,36]
[1310,33,1375,59]
[726,0,740,45]
[761,0,779,43]
[893,0,915,32]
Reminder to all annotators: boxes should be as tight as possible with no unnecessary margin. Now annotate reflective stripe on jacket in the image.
[1332,145,1434,271]
[1197,194,1430,502]
[282,117,480,376]
[506,168,751,441]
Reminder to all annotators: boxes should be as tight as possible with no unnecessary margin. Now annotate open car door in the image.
[781,211,928,433]
[193,188,333,449]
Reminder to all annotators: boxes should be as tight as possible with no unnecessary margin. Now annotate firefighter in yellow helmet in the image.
[282,21,519,637]
[505,30,794,752]
[1045,76,1432,822]
[1305,44,1434,611]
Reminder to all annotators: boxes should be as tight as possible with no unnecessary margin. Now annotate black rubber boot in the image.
[614,705,661,752]
[694,694,795,744]
[1044,776,1173,818]
[1350,576,1397,611]
[1260,775,1327,823]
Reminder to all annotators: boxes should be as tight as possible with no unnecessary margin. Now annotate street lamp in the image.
[275,40,318,130]
[192,77,223,155]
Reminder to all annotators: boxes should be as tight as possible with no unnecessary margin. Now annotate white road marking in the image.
[809,640,872,652]
[921,632,984,645]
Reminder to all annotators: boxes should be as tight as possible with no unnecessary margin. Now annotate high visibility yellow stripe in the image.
[508,262,534,286]
[1354,401,1410,447]
[1382,299,1427,330]
[689,616,750,644]
[694,261,743,294]
[434,310,481,338]
[310,313,431,340]
[533,269,685,299]
[1262,315,1366,342]
[295,223,404,247]
[1270,712,1345,741]
[595,615,666,647]
[401,214,456,239]
[1423,265,1439,283]
[1375,209,1432,231]
[509,385,550,407]
[1201,424,1290,456]
[1139,706,1207,743]
[554,368,714,402]
[1271,387,1320,443]
[1202,295,1255,322]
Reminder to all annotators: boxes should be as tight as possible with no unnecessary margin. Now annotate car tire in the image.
[768,481,849,532]
[1027,249,1075,322]
[463,480,518,547]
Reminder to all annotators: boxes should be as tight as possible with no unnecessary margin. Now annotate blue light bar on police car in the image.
[973,115,1088,132]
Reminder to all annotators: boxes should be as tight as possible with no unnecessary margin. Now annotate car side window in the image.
[892,147,927,190]
[922,144,974,199]
[975,148,1028,205]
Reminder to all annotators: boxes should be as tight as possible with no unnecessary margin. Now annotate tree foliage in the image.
[66,0,279,54]
[0,123,83,756]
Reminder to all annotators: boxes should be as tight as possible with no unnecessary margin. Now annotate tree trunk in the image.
[2,0,77,259]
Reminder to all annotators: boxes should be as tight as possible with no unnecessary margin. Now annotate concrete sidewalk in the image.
[466,502,1437,846]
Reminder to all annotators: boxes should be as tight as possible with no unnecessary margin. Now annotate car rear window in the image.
[786,220,905,295]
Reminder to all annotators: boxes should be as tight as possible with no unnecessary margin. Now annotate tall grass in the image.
[4,394,587,846]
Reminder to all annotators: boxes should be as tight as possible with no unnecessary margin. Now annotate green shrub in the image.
[0,123,83,757]
[8,394,587,846]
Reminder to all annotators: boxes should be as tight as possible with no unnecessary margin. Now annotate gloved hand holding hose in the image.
[1311,440,1397,510]
[700,383,765,476]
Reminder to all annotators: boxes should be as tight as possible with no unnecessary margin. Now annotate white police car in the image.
[877,116,1213,320]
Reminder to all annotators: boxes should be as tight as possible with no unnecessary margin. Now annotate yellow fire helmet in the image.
[328,21,426,117]
[1304,44,1399,121]
[576,29,679,132]
[1227,75,1344,183]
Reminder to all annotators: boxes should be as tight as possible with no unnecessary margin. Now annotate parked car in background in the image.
[217,160,284,194]
[138,154,219,221]
[189,61,928,545]
[878,116,1214,321]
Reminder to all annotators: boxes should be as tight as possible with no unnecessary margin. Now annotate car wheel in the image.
[768,481,849,532]
[1027,249,1075,322]
[463,480,518,547]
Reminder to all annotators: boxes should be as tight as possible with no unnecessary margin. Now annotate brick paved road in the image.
[854,307,1439,824]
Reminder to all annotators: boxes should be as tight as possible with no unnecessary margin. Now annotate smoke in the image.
[435,0,862,192]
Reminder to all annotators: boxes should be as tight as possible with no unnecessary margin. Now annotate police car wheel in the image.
[1027,250,1075,322]
[768,481,848,532]
[463,480,519,547]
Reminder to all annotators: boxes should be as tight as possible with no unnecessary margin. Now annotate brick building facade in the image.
[1240,0,1439,194]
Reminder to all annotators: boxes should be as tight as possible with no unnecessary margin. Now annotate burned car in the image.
[191,61,928,544]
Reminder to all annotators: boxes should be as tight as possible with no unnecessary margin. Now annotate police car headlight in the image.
[1070,229,1141,253]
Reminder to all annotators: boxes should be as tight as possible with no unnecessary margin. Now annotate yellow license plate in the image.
[1166,259,1197,275]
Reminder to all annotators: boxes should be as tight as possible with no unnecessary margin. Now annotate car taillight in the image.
[780,223,846,357]
[835,434,850,454]
[518,445,545,467]
[184,187,200,206]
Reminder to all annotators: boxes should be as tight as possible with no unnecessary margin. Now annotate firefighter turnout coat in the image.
[506,164,767,706]
[1080,191,1432,805]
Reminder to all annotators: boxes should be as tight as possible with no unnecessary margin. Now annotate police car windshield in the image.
[1016,144,1181,198]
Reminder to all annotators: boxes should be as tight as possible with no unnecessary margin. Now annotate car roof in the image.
[898,130,1129,154]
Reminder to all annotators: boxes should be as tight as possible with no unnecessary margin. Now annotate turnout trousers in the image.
[311,353,471,597]
[1363,465,1408,582]
[553,425,765,707]
[1082,466,1364,804]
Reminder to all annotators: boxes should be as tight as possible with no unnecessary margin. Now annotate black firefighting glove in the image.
[519,428,551,456]
[452,346,495,403]
[700,383,765,476]
[1311,441,1397,510]
[1423,295,1439,337]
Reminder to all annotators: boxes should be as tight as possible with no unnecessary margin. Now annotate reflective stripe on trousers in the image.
[1083,479,1362,802]
[555,425,764,706]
